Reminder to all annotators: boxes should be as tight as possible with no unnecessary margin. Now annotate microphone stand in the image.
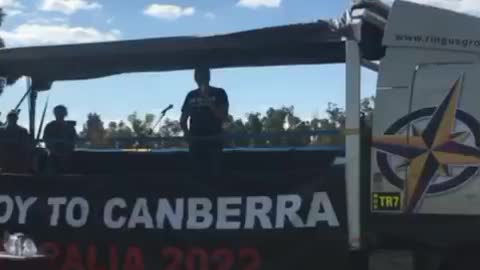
[152,112,167,133]
[151,105,173,134]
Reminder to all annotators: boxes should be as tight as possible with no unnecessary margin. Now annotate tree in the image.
[78,97,376,150]
[286,112,301,129]
[127,112,157,148]
[224,115,249,147]
[262,106,292,146]
[106,121,118,138]
[263,107,290,131]
[285,108,310,146]
[128,112,155,137]
[158,118,183,148]
[158,118,182,137]
[116,121,134,138]
[361,96,375,127]
[321,97,375,145]
[324,97,374,129]
[309,117,337,145]
[105,120,134,148]
[80,113,106,148]
[326,102,346,129]
[245,112,266,147]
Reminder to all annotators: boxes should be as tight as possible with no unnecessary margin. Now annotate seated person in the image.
[0,110,31,173]
[43,105,78,173]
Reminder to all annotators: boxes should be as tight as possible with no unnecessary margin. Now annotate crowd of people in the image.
[0,67,229,177]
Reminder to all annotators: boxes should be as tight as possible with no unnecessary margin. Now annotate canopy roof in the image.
[0,13,385,90]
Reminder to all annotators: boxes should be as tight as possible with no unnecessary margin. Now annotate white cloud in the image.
[144,4,195,20]
[40,0,101,15]
[0,0,24,17]
[236,0,282,9]
[204,12,216,19]
[27,17,68,24]
[4,9,22,16]
[387,0,480,17]
[0,0,22,9]
[0,23,121,47]
[111,29,121,36]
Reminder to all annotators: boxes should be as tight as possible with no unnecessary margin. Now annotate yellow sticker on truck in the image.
[372,192,402,211]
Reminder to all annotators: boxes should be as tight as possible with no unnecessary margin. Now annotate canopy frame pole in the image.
[14,78,33,111]
[345,39,362,251]
[27,78,37,141]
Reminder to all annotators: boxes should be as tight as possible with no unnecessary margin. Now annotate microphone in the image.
[161,104,173,115]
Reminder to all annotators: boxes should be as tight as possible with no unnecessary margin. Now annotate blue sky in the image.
[0,0,382,131]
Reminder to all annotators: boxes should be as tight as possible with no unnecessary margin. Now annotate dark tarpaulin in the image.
[0,165,349,270]
[69,148,339,175]
[0,20,384,89]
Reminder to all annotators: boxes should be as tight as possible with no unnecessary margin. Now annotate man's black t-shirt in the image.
[43,120,77,155]
[182,86,228,136]
[0,125,29,152]
[0,125,29,143]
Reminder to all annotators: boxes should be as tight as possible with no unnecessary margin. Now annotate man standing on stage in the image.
[180,67,229,178]
[43,105,78,173]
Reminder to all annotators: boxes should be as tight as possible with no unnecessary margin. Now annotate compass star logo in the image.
[373,75,480,213]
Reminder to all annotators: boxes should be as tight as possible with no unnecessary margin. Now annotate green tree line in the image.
[78,97,374,149]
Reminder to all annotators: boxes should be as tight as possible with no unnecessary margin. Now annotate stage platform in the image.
[71,145,345,175]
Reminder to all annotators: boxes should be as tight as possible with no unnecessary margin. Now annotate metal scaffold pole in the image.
[27,78,37,142]
[345,39,362,251]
